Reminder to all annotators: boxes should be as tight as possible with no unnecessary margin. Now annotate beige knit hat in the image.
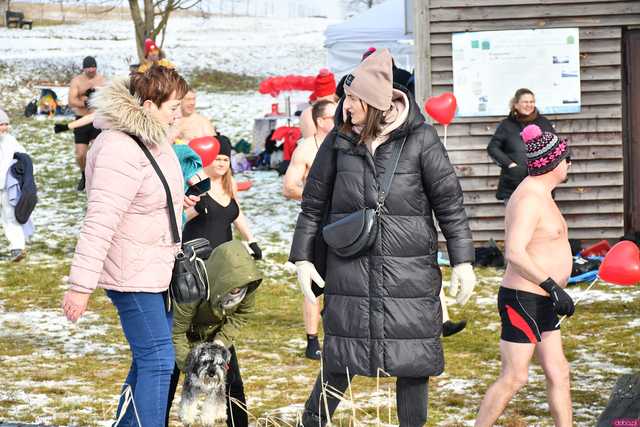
[344,48,393,111]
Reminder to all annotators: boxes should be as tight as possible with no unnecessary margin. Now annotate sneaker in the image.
[77,172,86,191]
[305,337,321,360]
[10,249,26,262]
[442,320,467,337]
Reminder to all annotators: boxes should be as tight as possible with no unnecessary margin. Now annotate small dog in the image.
[180,342,230,426]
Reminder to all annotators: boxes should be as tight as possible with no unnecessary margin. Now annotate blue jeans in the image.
[107,290,175,427]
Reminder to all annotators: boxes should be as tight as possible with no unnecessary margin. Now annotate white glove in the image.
[295,261,325,304]
[449,262,476,306]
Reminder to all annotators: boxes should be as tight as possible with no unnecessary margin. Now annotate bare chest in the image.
[76,76,104,93]
[533,201,568,242]
[180,116,209,140]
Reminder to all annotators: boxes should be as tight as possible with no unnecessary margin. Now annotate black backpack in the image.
[597,373,640,426]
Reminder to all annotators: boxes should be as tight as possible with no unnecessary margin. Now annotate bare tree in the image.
[129,0,203,62]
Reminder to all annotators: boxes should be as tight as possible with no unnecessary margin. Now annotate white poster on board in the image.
[452,28,581,117]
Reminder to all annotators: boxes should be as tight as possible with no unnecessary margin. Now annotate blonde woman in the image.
[487,88,555,202]
[183,135,261,258]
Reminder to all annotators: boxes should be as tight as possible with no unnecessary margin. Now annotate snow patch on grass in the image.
[0,309,125,356]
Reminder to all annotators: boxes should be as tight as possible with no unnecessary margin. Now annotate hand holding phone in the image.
[185,178,211,197]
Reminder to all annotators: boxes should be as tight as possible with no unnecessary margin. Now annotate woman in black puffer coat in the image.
[487,88,555,201]
[289,49,476,427]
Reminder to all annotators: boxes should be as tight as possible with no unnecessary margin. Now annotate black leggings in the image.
[301,370,429,427]
[166,345,248,427]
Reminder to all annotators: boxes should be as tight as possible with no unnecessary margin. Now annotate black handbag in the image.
[322,136,407,258]
[132,136,210,304]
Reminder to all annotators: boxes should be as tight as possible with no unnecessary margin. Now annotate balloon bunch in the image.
[424,92,457,148]
[258,75,316,98]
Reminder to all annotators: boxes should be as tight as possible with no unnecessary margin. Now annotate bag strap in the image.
[376,135,408,213]
[129,134,181,244]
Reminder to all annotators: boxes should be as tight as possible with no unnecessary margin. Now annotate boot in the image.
[300,409,326,427]
[442,319,467,337]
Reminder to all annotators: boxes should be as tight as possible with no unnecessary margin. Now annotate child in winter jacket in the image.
[168,240,262,427]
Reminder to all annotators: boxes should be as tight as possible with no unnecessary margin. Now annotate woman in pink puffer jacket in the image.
[62,66,192,427]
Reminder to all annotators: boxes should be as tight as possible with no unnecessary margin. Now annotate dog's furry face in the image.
[186,342,229,388]
[180,342,230,426]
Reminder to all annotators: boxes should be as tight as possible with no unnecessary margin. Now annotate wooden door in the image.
[623,29,640,234]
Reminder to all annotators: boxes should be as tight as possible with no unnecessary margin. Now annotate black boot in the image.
[300,409,326,427]
[442,319,467,337]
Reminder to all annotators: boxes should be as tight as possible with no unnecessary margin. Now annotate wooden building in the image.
[413,0,640,243]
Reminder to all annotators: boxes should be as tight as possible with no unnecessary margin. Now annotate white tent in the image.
[324,0,414,78]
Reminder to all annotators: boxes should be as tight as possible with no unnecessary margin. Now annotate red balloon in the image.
[598,240,640,286]
[286,75,297,91]
[290,75,302,90]
[272,76,285,92]
[303,76,316,91]
[425,92,457,126]
[258,80,270,94]
[188,136,220,167]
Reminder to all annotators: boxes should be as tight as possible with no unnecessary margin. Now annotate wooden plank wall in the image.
[420,0,640,243]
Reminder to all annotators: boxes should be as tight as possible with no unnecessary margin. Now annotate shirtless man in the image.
[475,124,575,427]
[68,56,106,191]
[177,90,217,142]
[300,69,336,139]
[283,99,336,359]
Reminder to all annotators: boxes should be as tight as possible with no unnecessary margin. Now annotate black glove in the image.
[54,123,70,133]
[540,278,575,317]
[249,242,262,260]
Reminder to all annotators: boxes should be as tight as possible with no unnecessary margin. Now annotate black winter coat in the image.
[10,152,37,224]
[289,88,474,378]
[487,112,554,200]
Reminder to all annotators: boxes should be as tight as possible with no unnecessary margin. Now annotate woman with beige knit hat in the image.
[289,49,476,426]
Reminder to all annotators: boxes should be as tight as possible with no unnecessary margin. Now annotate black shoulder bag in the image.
[132,136,211,304]
[322,136,407,258]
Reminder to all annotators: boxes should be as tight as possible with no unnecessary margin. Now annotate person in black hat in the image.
[183,134,262,259]
[68,56,106,191]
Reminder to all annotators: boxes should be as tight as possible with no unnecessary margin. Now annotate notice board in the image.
[452,28,581,117]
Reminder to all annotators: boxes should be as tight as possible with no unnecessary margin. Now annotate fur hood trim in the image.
[91,77,167,146]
